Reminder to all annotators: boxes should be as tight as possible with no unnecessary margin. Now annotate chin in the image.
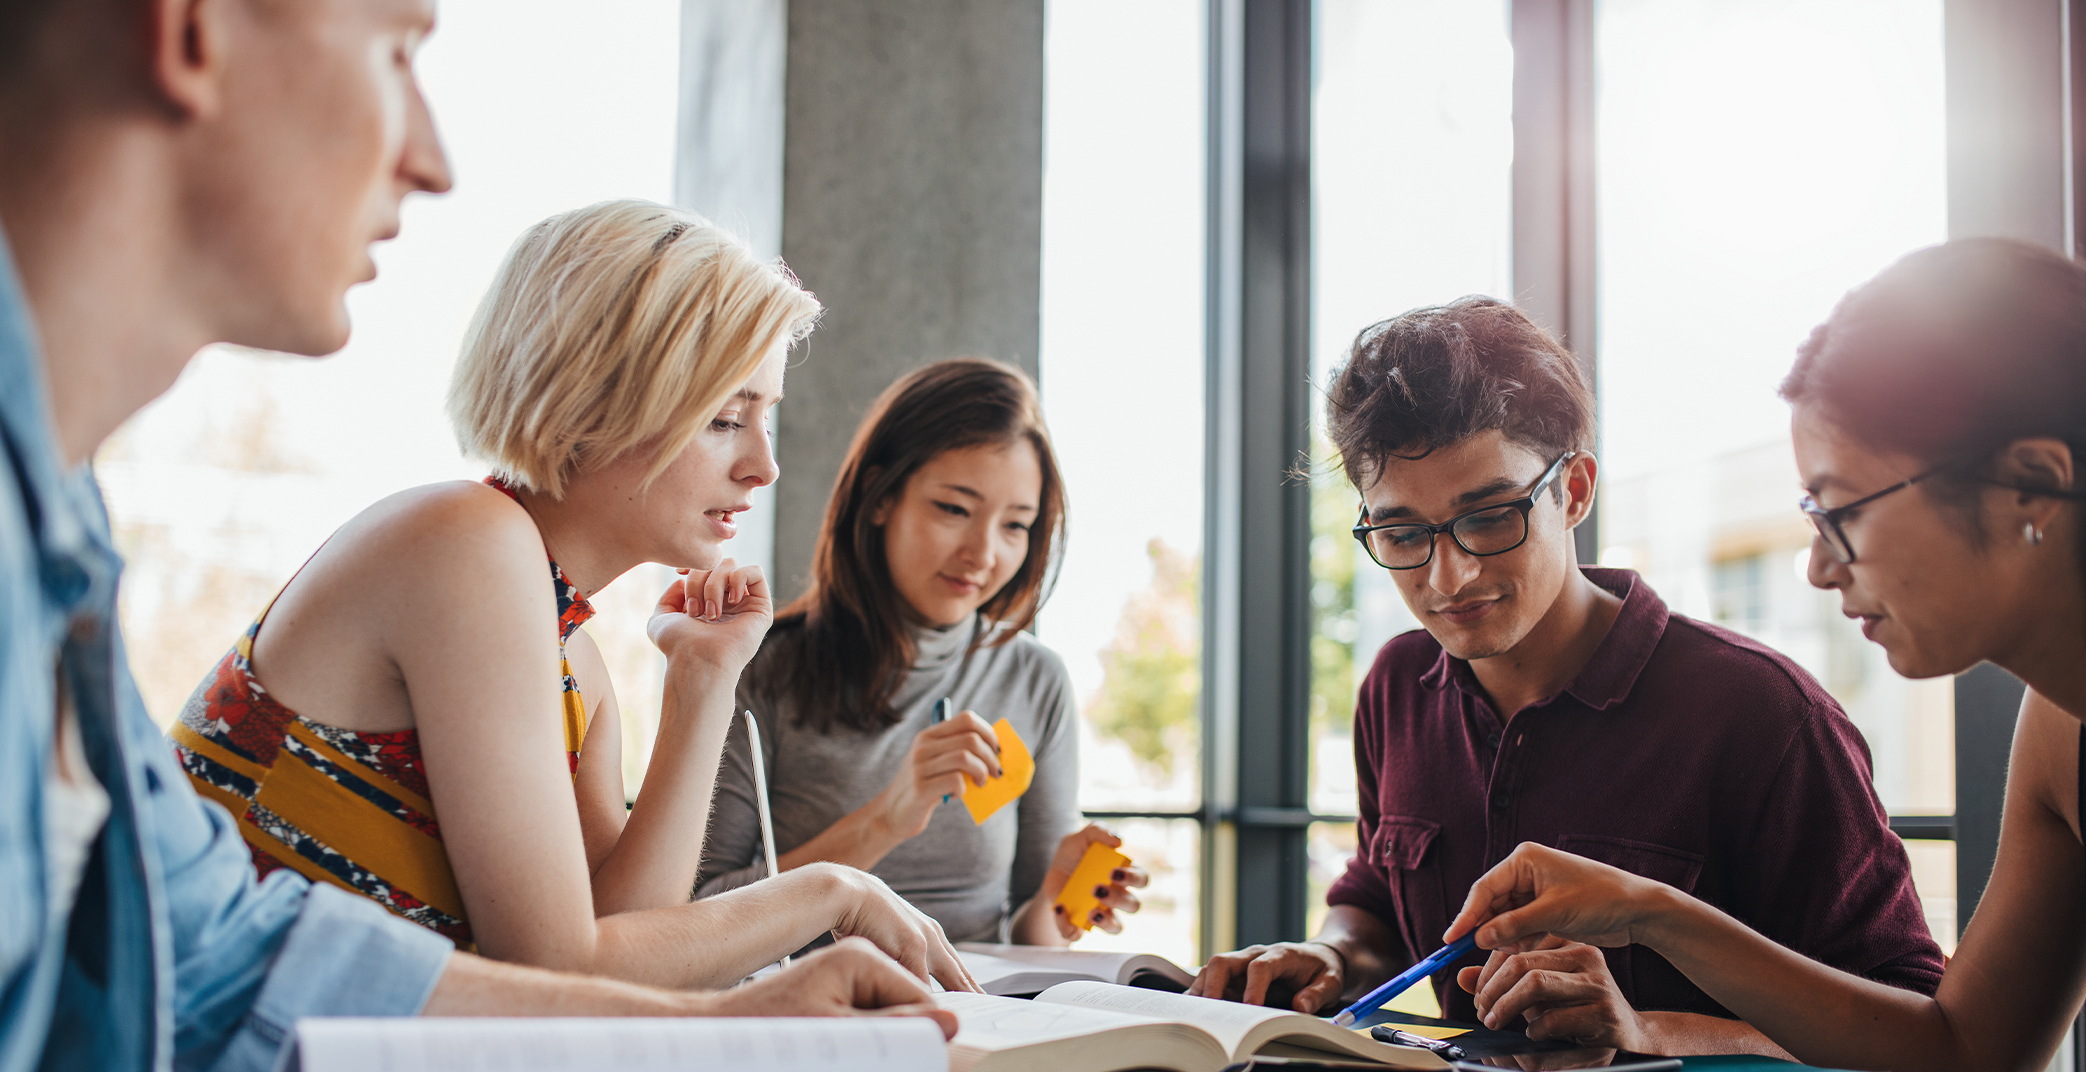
[1881,642,1975,681]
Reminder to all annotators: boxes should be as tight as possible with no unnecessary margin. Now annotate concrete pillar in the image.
[679,0,1047,601]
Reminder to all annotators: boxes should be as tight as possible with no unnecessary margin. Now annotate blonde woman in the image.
[171,200,975,993]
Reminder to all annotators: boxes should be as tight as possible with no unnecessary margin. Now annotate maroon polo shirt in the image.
[1325,568,1944,1023]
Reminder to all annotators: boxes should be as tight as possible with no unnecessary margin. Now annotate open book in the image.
[284,1017,948,1072]
[956,943,1194,996]
[937,981,1448,1072]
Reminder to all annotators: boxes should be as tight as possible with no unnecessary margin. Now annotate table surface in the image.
[1357,1010,1859,1071]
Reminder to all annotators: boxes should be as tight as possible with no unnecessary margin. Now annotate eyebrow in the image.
[1369,477,1526,522]
[937,483,1038,512]
[733,387,781,404]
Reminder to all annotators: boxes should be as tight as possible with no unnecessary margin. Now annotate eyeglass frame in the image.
[1799,460,1960,565]
[1350,451,1578,571]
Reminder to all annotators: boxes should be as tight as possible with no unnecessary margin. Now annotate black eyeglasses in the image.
[1798,461,1953,565]
[1352,452,1575,570]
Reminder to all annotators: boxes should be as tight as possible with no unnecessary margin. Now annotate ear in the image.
[1992,436,2076,534]
[1561,452,1600,529]
[147,0,232,119]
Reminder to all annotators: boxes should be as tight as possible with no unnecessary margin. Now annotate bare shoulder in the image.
[2013,688,2082,844]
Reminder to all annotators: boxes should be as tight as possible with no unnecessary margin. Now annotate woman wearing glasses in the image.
[1449,238,2086,1072]
[698,359,1147,945]
[1189,296,1939,1059]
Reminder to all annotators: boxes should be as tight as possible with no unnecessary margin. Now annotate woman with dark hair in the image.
[698,358,1147,945]
[1444,238,2086,1072]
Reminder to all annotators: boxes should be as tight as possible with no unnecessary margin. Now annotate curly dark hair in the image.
[1324,296,1595,489]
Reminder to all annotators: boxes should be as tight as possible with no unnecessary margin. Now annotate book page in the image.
[293,1017,948,1072]
[935,993,1225,1072]
[955,944,1193,988]
[1032,982,1290,1054]
[1033,982,1445,1068]
[935,991,1166,1047]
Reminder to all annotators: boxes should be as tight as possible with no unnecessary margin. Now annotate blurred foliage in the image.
[1310,464,1361,743]
[1087,538,1201,778]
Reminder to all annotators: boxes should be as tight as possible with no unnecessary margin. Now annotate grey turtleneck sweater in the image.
[696,616,1082,943]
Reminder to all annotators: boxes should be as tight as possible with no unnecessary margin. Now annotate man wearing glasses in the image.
[1189,298,1941,1057]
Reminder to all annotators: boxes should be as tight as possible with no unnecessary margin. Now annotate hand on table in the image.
[1459,934,1647,1052]
[703,937,958,1038]
[1039,823,1149,939]
[1187,940,1346,1013]
[871,709,1003,840]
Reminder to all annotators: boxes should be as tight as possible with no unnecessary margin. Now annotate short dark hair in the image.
[0,0,66,84]
[1325,296,1595,489]
[1782,238,2086,466]
[1781,238,2086,549]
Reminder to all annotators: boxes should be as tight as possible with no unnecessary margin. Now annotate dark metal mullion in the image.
[1886,816,1955,842]
[1226,0,1315,950]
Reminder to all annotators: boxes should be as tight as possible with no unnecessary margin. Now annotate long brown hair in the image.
[761,358,1067,732]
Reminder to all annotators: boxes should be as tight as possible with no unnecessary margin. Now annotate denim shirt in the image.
[0,234,453,1072]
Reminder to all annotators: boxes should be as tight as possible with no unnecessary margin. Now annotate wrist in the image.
[1300,939,1348,977]
[1632,880,1695,951]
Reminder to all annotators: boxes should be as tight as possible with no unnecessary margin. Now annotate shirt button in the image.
[1485,730,1502,749]
[1491,790,1511,810]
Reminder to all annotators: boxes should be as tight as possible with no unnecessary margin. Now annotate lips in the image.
[1433,598,1501,626]
[702,504,750,539]
[938,573,984,595]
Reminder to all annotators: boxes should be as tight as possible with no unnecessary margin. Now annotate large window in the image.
[1305,0,1514,1011]
[1593,0,1955,947]
[1037,0,1207,967]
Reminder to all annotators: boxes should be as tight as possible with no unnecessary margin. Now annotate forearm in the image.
[591,662,738,914]
[586,865,858,990]
[1635,1012,1792,1060]
[423,951,711,1017]
[778,799,908,873]
[1641,891,1960,1071]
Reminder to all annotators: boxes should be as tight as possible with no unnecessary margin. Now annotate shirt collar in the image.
[0,228,118,618]
[1419,566,1669,713]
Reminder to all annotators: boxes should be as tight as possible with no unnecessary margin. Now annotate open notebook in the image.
[956,943,1195,996]
[283,1017,948,1072]
[937,981,1448,1072]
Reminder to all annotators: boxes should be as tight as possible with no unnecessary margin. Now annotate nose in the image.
[957,518,995,571]
[738,428,779,489]
[1803,535,1844,590]
[402,77,454,195]
[1424,534,1481,596]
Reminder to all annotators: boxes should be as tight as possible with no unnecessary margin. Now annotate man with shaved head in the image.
[0,3,950,1069]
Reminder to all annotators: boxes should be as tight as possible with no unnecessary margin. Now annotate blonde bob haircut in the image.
[448,199,820,498]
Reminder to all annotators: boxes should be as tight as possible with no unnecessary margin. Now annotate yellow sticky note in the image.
[959,718,1034,824]
[1053,841,1132,931]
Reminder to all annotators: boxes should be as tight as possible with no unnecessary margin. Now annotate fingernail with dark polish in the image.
[1111,869,1125,882]
[1094,885,1108,898]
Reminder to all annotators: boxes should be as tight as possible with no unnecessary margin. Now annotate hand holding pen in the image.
[868,699,1002,840]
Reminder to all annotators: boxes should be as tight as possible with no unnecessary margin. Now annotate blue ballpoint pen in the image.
[933,697,954,802]
[1330,932,1479,1027]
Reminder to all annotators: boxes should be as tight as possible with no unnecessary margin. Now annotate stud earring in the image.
[2025,522,2044,547]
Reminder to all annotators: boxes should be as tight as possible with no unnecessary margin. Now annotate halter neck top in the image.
[170,478,595,946]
